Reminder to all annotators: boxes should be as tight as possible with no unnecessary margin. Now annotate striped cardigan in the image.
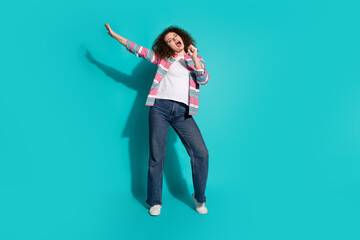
[125,39,209,115]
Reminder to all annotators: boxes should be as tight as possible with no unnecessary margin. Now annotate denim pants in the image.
[146,98,209,207]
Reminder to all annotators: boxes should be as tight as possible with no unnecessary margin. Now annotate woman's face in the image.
[164,31,184,53]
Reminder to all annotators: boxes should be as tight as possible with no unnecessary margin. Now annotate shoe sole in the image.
[149,212,160,216]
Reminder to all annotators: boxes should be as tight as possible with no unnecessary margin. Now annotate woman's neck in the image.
[173,49,186,57]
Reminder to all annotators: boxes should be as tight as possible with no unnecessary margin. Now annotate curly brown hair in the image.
[152,25,198,60]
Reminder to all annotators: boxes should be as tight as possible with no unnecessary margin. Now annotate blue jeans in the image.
[146,98,209,207]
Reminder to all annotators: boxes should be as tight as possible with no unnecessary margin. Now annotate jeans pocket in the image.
[151,99,168,115]
[154,98,169,109]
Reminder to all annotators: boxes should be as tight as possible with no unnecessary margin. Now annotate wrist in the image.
[115,35,127,46]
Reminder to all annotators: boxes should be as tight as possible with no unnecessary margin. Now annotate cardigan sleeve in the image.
[194,56,209,85]
[125,39,161,65]
[194,68,204,75]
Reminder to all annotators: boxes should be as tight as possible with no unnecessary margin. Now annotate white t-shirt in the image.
[155,56,190,105]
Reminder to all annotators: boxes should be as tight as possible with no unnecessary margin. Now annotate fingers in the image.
[105,23,112,31]
[188,45,197,53]
[188,45,194,52]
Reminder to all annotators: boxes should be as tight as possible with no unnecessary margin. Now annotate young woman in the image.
[105,24,210,216]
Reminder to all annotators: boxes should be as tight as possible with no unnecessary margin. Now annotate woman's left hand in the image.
[188,45,198,59]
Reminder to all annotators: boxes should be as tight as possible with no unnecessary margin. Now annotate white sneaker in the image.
[149,204,162,216]
[192,193,208,214]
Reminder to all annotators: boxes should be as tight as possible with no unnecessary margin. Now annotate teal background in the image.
[1,0,359,239]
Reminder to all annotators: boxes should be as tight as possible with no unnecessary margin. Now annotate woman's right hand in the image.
[105,23,117,38]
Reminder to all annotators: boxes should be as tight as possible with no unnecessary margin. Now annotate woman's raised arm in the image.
[105,23,161,65]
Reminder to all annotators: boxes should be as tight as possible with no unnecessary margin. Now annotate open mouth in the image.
[176,41,182,47]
